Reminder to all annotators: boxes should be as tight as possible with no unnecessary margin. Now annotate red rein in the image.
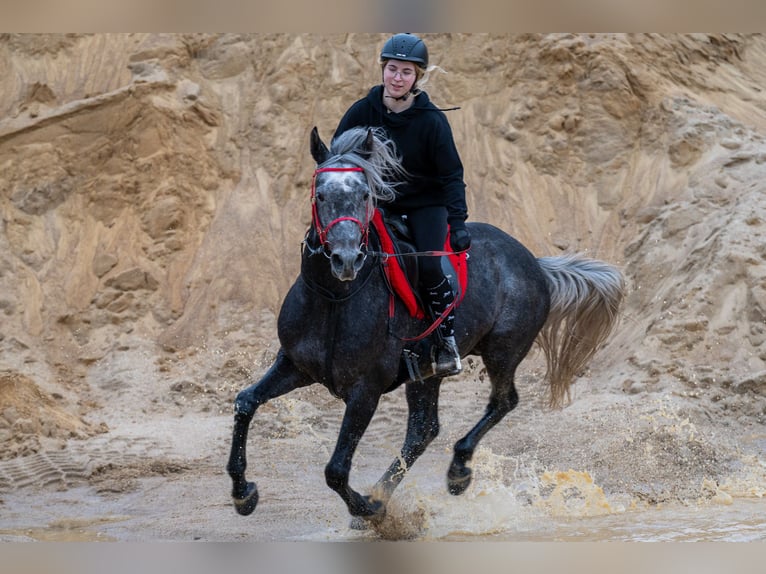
[311,167,371,246]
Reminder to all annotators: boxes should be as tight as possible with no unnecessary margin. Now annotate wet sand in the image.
[2,357,765,543]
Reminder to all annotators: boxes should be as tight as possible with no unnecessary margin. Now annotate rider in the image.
[334,33,471,377]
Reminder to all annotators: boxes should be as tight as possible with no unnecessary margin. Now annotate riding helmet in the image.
[380,33,428,69]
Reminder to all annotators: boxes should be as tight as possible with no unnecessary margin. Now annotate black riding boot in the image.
[424,277,462,377]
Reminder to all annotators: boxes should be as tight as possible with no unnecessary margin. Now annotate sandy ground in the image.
[2,347,765,543]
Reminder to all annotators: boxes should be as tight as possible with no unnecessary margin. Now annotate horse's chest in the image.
[278,299,385,380]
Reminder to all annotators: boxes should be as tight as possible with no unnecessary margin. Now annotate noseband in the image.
[311,166,371,247]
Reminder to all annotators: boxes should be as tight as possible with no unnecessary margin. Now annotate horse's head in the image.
[310,127,373,281]
[309,126,403,282]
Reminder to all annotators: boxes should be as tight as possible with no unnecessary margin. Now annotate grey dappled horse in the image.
[226,126,625,521]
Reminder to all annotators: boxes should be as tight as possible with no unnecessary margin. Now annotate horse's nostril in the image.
[331,253,343,268]
[354,253,365,269]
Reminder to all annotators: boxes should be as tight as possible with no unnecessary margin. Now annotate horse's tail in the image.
[536,254,625,408]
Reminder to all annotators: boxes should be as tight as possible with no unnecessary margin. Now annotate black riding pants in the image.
[405,205,449,289]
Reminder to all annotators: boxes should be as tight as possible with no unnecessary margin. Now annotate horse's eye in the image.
[316,192,325,202]
[363,193,369,201]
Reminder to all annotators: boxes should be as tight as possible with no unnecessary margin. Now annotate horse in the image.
[226,126,625,522]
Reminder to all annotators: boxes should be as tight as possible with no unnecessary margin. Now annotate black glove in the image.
[450,227,471,252]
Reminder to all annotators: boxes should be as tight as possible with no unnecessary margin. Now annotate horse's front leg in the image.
[324,385,382,517]
[227,349,309,516]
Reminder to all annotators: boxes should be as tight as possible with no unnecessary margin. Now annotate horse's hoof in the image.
[233,481,259,516]
[447,466,472,496]
[349,516,370,531]
[348,502,385,531]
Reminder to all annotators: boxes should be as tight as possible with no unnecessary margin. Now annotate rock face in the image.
[1,33,765,454]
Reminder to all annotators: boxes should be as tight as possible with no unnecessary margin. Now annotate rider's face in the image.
[382,60,417,98]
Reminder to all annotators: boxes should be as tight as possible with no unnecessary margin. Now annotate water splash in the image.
[535,469,616,517]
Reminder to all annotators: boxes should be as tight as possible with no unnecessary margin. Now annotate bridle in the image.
[311,166,373,248]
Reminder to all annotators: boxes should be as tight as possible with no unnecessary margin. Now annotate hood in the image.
[365,85,459,127]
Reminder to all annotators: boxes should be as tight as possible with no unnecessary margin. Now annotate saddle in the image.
[371,208,468,320]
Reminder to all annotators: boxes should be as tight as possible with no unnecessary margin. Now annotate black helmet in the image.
[380,33,428,69]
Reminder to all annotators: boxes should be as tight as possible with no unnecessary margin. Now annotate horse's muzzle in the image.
[330,248,366,281]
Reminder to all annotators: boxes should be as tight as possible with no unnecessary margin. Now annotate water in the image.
[295,464,766,542]
[1,381,765,543]
[2,489,764,542]
[497,499,766,542]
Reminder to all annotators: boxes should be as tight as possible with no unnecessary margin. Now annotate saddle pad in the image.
[371,209,468,319]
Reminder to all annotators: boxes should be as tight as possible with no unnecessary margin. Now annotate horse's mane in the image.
[322,127,406,203]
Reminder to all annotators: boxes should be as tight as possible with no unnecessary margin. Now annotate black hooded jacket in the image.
[334,85,468,231]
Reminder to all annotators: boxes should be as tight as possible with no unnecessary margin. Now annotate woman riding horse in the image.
[335,32,469,378]
[226,125,625,523]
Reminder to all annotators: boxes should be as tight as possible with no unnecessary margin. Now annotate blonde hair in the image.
[416,64,446,92]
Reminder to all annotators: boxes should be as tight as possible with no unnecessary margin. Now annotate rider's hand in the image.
[450,228,471,252]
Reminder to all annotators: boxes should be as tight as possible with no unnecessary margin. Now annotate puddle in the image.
[0,516,129,542]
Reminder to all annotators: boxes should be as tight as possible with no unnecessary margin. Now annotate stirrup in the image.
[431,336,462,377]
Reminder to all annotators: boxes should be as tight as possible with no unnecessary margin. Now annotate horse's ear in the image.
[310,126,330,164]
[361,128,375,159]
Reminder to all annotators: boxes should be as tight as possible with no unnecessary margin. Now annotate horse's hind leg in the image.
[227,349,309,516]
[370,377,441,508]
[447,344,525,496]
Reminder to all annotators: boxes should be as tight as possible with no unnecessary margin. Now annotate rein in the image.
[301,242,453,341]
[367,248,463,259]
